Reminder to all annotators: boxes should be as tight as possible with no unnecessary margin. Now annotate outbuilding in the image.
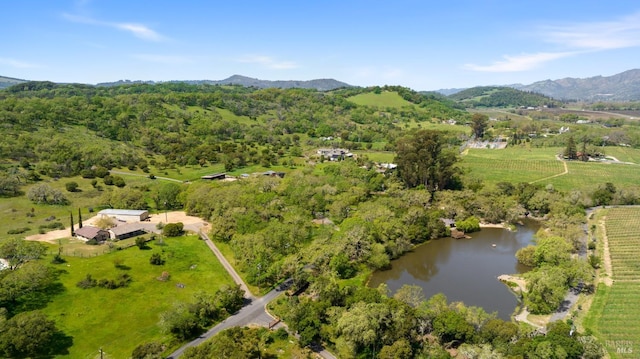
[108,223,147,240]
[98,209,149,222]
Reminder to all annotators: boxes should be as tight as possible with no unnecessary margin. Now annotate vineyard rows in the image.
[594,208,640,358]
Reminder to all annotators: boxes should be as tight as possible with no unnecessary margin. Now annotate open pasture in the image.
[347,91,415,108]
[42,235,234,358]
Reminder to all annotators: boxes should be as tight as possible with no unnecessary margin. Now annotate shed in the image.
[108,223,147,240]
[201,173,226,180]
[75,226,110,242]
[98,209,149,222]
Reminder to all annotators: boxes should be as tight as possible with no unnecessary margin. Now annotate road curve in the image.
[166,288,281,358]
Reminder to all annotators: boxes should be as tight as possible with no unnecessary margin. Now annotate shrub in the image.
[135,237,148,249]
[103,175,114,185]
[163,222,184,237]
[131,342,164,359]
[94,166,110,178]
[39,222,64,230]
[150,253,165,265]
[77,274,97,289]
[7,227,30,235]
[80,169,95,178]
[113,176,126,188]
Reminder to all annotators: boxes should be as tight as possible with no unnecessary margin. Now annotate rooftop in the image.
[98,209,148,216]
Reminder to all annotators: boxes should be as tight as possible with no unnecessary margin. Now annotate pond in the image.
[368,220,539,320]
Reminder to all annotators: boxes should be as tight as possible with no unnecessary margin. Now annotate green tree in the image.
[395,130,459,192]
[432,309,476,345]
[26,184,68,205]
[0,311,63,358]
[524,266,567,314]
[0,238,46,270]
[471,113,489,139]
[153,182,184,210]
[564,136,577,160]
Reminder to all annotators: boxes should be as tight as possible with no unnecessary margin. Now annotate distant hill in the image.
[97,75,352,91]
[0,75,27,89]
[513,69,640,101]
[448,86,562,108]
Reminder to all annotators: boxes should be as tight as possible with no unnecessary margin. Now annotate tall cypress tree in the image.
[78,208,83,228]
[70,212,75,237]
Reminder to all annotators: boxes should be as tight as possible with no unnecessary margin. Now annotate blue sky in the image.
[2,0,640,90]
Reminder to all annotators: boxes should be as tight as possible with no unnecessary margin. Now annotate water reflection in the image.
[368,220,539,320]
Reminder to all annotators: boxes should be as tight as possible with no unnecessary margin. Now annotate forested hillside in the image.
[0,82,470,180]
[449,86,562,108]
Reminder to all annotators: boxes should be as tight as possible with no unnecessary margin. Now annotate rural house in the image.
[75,226,110,242]
[317,148,352,161]
[98,209,149,222]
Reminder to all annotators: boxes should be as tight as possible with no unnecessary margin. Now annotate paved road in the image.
[167,288,282,358]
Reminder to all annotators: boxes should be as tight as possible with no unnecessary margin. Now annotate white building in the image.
[98,209,149,222]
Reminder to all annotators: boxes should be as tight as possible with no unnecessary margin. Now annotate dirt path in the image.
[497,275,543,329]
[599,218,614,286]
[529,156,568,184]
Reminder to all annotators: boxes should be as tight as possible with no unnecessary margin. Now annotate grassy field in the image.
[347,91,415,108]
[0,173,165,238]
[584,207,640,358]
[42,234,235,358]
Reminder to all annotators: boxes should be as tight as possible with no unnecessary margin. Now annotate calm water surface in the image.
[368,221,539,320]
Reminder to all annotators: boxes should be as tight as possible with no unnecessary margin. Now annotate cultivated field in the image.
[460,147,640,191]
[586,207,640,358]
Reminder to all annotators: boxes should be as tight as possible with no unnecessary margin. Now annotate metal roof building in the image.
[98,209,149,222]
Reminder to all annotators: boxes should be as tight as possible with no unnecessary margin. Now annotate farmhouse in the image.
[75,226,109,242]
[108,223,147,240]
[317,148,352,161]
[264,170,286,178]
[98,209,149,222]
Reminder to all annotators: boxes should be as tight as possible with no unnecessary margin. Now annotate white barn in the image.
[98,209,149,222]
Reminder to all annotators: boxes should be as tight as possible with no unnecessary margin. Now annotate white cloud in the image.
[465,12,640,73]
[62,13,165,42]
[542,12,640,50]
[0,57,40,69]
[463,52,576,72]
[238,55,299,70]
[132,54,193,64]
[115,23,164,41]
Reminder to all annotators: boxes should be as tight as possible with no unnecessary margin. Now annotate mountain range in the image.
[510,69,640,102]
[94,75,352,91]
[3,70,640,101]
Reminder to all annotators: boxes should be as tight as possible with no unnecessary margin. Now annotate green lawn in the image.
[42,235,235,358]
